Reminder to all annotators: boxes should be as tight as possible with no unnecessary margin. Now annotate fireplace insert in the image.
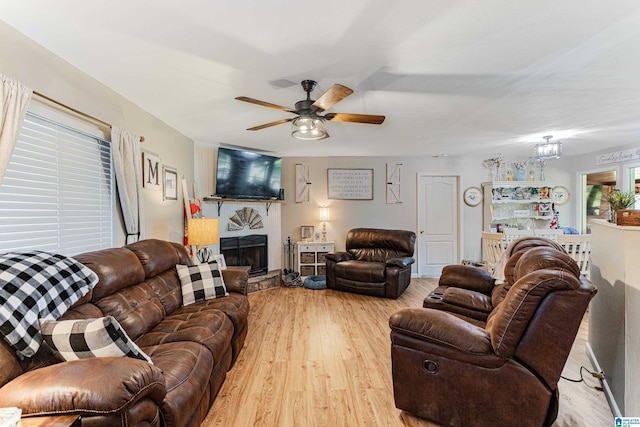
[220,234,268,276]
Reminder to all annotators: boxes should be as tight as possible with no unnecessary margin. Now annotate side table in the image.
[297,241,334,277]
[21,414,81,427]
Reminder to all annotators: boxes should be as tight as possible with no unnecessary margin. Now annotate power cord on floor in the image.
[561,365,604,391]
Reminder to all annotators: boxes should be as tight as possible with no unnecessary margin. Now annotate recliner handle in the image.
[423,360,439,374]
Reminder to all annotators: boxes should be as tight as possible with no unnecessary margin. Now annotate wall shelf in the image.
[482,181,555,231]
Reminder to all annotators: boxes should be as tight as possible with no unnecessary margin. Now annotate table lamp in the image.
[187,218,219,263]
[319,206,330,241]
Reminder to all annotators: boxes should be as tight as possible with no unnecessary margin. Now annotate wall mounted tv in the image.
[215,147,282,200]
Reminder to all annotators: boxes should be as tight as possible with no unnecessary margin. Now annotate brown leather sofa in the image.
[422,237,564,323]
[0,239,249,427]
[390,246,597,427]
[325,228,415,299]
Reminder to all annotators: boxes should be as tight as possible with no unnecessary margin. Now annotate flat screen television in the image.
[215,147,282,199]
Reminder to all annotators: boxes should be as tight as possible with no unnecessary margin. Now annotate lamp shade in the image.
[319,206,330,222]
[187,218,219,246]
[291,116,329,140]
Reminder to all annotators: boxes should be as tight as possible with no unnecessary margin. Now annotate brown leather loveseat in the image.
[325,228,416,299]
[0,239,249,427]
[390,245,596,427]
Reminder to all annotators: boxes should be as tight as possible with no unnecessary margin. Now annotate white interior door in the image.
[417,175,459,276]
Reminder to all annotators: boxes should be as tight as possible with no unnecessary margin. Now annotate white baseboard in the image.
[585,342,622,418]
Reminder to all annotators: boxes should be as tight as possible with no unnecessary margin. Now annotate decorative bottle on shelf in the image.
[505,169,513,181]
[515,167,526,181]
[528,170,536,181]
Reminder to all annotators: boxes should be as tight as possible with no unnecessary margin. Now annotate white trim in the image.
[586,342,621,418]
[622,161,640,193]
[575,165,621,234]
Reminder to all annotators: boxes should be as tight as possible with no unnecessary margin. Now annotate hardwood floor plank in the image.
[202,278,612,426]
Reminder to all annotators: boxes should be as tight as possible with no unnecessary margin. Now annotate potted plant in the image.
[604,189,636,223]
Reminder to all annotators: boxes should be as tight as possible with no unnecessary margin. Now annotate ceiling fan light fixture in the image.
[291,116,328,140]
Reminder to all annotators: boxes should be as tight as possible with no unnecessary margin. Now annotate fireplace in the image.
[220,234,268,277]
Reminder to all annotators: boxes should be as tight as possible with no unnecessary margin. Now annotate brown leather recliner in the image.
[389,246,597,427]
[325,228,415,299]
[422,236,565,323]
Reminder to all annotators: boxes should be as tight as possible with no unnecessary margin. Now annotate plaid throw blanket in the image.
[0,251,98,359]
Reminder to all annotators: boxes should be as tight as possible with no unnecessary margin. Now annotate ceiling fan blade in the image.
[235,96,296,114]
[324,113,385,125]
[311,84,353,112]
[246,118,294,131]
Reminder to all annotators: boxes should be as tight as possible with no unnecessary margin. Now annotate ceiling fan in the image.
[235,80,385,140]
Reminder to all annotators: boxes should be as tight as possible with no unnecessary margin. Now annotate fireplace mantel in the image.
[203,197,284,216]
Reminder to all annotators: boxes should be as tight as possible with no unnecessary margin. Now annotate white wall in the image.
[276,154,584,274]
[281,155,487,265]
[0,21,193,246]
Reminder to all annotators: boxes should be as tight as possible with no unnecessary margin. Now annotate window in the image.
[0,112,113,255]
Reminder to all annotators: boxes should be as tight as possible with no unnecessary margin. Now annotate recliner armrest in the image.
[386,256,414,269]
[0,357,166,415]
[222,268,249,295]
[325,251,353,263]
[390,308,492,355]
[439,264,496,294]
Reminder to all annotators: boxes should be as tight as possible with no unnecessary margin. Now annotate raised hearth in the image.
[247,270,282,293]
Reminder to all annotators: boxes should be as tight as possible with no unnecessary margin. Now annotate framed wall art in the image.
[327,168,373,200]
[463,186,483,207]
[163,166,178,201]
[295,163,311,203]
[213,254,227,270]
[552,186,570,205]
[386,163,402,204]
[142,151,162,190]
[300,226,314,242]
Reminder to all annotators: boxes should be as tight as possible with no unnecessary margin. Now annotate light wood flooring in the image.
[203,278,613,427]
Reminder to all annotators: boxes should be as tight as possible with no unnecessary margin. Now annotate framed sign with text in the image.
[327,169,373,200]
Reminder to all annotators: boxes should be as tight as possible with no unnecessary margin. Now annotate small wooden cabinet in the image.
[297,241,334,277]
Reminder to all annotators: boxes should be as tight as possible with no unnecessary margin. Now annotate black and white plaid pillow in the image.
[39,316,153,363]
[176,263,228,306]
[0,251,99,359]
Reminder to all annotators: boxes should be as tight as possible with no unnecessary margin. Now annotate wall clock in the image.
[463,186,483,207]
[552,186,570,205]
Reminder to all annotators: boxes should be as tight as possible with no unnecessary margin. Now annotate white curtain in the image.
[0,74,32,185]
[112,126,144,243]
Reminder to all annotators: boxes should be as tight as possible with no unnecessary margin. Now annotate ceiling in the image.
[2,0,640,158]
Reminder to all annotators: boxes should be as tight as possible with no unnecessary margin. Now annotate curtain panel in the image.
[0,74,32,185]
[112,126,144,243]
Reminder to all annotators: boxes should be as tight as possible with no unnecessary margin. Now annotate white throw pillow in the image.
[176,263,228,306]
[39,316,153,363]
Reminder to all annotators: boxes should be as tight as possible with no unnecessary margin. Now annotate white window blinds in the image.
[0,112,113,255]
